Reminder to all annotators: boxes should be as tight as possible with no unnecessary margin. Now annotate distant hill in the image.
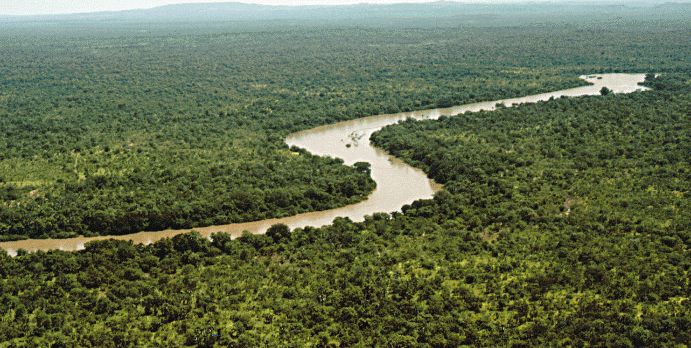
[2,1,690,30]
[3,2,463,22]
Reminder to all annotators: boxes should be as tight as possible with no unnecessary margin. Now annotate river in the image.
[0,73,648,256]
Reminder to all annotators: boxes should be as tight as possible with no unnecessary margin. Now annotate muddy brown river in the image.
[0,74,648,256]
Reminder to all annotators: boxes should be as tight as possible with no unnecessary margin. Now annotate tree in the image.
[266,223,291,244]
[353,162,372,175]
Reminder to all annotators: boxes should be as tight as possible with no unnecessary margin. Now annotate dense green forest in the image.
[7,20,683,240]
[2,1,691,346]
[0,74,690,346]
[3,18,691,240]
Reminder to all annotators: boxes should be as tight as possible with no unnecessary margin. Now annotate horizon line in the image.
[0,0,639,17]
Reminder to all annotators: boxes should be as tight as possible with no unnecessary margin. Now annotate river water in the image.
[0,74,648,255]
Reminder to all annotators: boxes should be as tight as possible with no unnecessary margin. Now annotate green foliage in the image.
[266,223,291,244]
[0,25,601,240]
[372,73,691,239]
[2,18,689,240]
[2,5,691,347]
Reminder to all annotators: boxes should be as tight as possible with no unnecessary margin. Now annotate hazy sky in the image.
[3,0,549,16]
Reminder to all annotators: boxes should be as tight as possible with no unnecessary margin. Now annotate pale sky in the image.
[2,0,544,16]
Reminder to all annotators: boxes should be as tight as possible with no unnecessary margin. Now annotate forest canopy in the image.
[0,73,689,345]
[8,19,687,240]
[1,3,691,346]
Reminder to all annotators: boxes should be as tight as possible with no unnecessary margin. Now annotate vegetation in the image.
[2,67,690,348]
[1,1,691,346]
[3,19,691,241]
[4,73,691,342]
[0,24,619,241]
